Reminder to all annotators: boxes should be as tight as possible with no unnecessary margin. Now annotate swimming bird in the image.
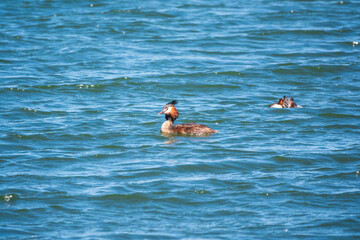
[270,96,301,108]
[283,97,301,108]
[269,96,286,108]
[158,100,218,136]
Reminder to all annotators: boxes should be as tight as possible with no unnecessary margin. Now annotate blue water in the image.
[1,0,360,239]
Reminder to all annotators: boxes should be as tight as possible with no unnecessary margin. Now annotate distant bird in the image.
[270,96,301,108]
[158,100,218,136]
[270,96,286,108]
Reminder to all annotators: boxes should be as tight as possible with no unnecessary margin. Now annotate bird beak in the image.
[158,109,166,115]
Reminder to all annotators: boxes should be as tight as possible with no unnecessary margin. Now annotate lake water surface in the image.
[1,0,360,239]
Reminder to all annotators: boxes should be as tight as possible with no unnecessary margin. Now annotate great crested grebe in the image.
[270,96,286,108]
[158,100,218,136]
[270,96,302,108]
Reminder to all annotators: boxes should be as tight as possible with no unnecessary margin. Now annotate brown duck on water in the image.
[270,96,302,108]
[158,100,218,136]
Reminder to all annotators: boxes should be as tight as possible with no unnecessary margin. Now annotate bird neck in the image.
[161,119,174,133]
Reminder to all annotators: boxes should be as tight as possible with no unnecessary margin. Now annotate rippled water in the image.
[1,0,360,239]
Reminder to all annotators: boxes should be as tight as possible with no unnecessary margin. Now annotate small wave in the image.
[142,10,177,18]
[3,82,121,95]
[271,51,350,58]
[98,145,128,150]
[0,59,12,64]
[155,72,211,79]
[318,113,360,119]
[272,64,352,75]
[324,124,360,129]
[214,71,243,76]
[251,29,352,37]
[107,8,176,18]
[90,193,152,203]
[5,87,27,92]
[9,133,49,141]
[75,84,107,92]
[17,107,67,116]
[39,156,78,162]
[190,50,247,56]
[56,133,95,140]
[178,3,225,9]
[107,9,141,14]
[323,154,360,164]
[19,107,53,115]
[1,194,18,205]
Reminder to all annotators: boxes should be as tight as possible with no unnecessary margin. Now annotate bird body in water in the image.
[158,100,218,136]
[270,96,302,108]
